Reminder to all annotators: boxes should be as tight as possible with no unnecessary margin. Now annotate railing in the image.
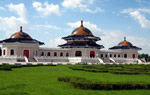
[34,56,103,63]
[110,57,142,64]
[0,56,25,62]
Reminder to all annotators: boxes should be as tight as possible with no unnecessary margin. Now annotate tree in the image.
[138,53,150,62]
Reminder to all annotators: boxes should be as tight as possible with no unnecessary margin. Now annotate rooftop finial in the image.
[20,26,23,32]
[124,37,126,41]
[81,20,83,27]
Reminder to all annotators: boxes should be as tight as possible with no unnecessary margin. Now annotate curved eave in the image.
[109,46,142,50]
[62,35,101,41]
[58,43,104,49]
[0,38,44,45]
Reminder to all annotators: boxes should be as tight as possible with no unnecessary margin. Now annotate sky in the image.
[0,0,150,54]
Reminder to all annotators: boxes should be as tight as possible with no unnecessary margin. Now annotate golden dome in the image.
[10,26,32,39]
[118,37,133,46]
[71,20,93,36]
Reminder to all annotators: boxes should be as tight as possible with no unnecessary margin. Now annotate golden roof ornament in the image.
[81,20,83,27]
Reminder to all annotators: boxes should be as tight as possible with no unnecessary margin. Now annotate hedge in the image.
[69,64,150,75]
[58,76,150,90]
[0,64,56,71]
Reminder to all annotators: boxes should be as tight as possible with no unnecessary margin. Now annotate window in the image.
[114,54,116,58]
[118,55,120,58]
[100,54,103,58]
[10,49,14,55]
[75,51,82,57]
[66,53,69,57]
[47,52,51,56]
[124,54,127,58]
[41,52,44,56]
[105,54,107,58]
[0,48,1,56]
[54,52,57,57]
[110,54,112,57]
[3,49,5,55]
[60,52,63,57]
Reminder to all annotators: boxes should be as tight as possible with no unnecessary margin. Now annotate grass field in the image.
[0,65,150,95]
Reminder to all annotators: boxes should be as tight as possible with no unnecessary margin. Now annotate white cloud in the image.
[121,8,150,29]
[62,0,103,13]
[101,30,124,49]
[0,3,28,37]
[30,24,61,30]
[129,11,150,29]
[0,6,5,11]
[32,1,61,17]
[121,8,150,14]
[136,0,150,6]
[127,36,150,54]
[49,37,65,48]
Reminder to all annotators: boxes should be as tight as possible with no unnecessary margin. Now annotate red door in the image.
[24,50,29,58]
[90,51,95,58]
[132,54,135,59]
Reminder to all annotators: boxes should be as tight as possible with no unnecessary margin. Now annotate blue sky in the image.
[0,0,150,54]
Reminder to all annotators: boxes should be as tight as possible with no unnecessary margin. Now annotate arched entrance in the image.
[0,48,1,56]
[75,51,82,57]
[124,54,127,58]
[90,51,95,58]
[132,54,135,59]
[24,50,29,58]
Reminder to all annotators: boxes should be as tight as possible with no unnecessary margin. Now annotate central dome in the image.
[71,20,93,36]
[118,37,133,46]
[10,26,32,39]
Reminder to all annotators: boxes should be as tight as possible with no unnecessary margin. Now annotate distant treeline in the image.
[138,53,150,62]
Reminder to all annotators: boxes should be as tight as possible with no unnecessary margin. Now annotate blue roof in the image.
[0,38,44,45]
[109,46,142,50]
[59,42,104,49]
[62,35,101,41]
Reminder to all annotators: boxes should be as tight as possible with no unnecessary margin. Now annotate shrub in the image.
[69,64,150,75]
[0,65,12,71]
[58,76,150,90]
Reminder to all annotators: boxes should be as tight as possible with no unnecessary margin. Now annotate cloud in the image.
[130,11,150,29]
[0,6,5,11]
[32,1,61,17]
[121,8,150,14]
[121,8,150,29]
[30,24,61,30]
[0,3,28,37]
[101,30,124,49]
[49,37,65,48]
[127,36,150,54]
[136,0,150,6]
[62,0,103,13]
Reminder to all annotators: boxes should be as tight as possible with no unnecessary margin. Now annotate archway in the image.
[132,54,135,59]
[90,51,95,58]
[0,48,1,56]
[24,50,29,58]
[10,49,14,55]
[124,54,127,58]
[75,51,82,57]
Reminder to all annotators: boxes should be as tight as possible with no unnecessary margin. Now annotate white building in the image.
[0,21,142,64]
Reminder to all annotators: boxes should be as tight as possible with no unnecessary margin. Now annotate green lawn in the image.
[0,65,150,95]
